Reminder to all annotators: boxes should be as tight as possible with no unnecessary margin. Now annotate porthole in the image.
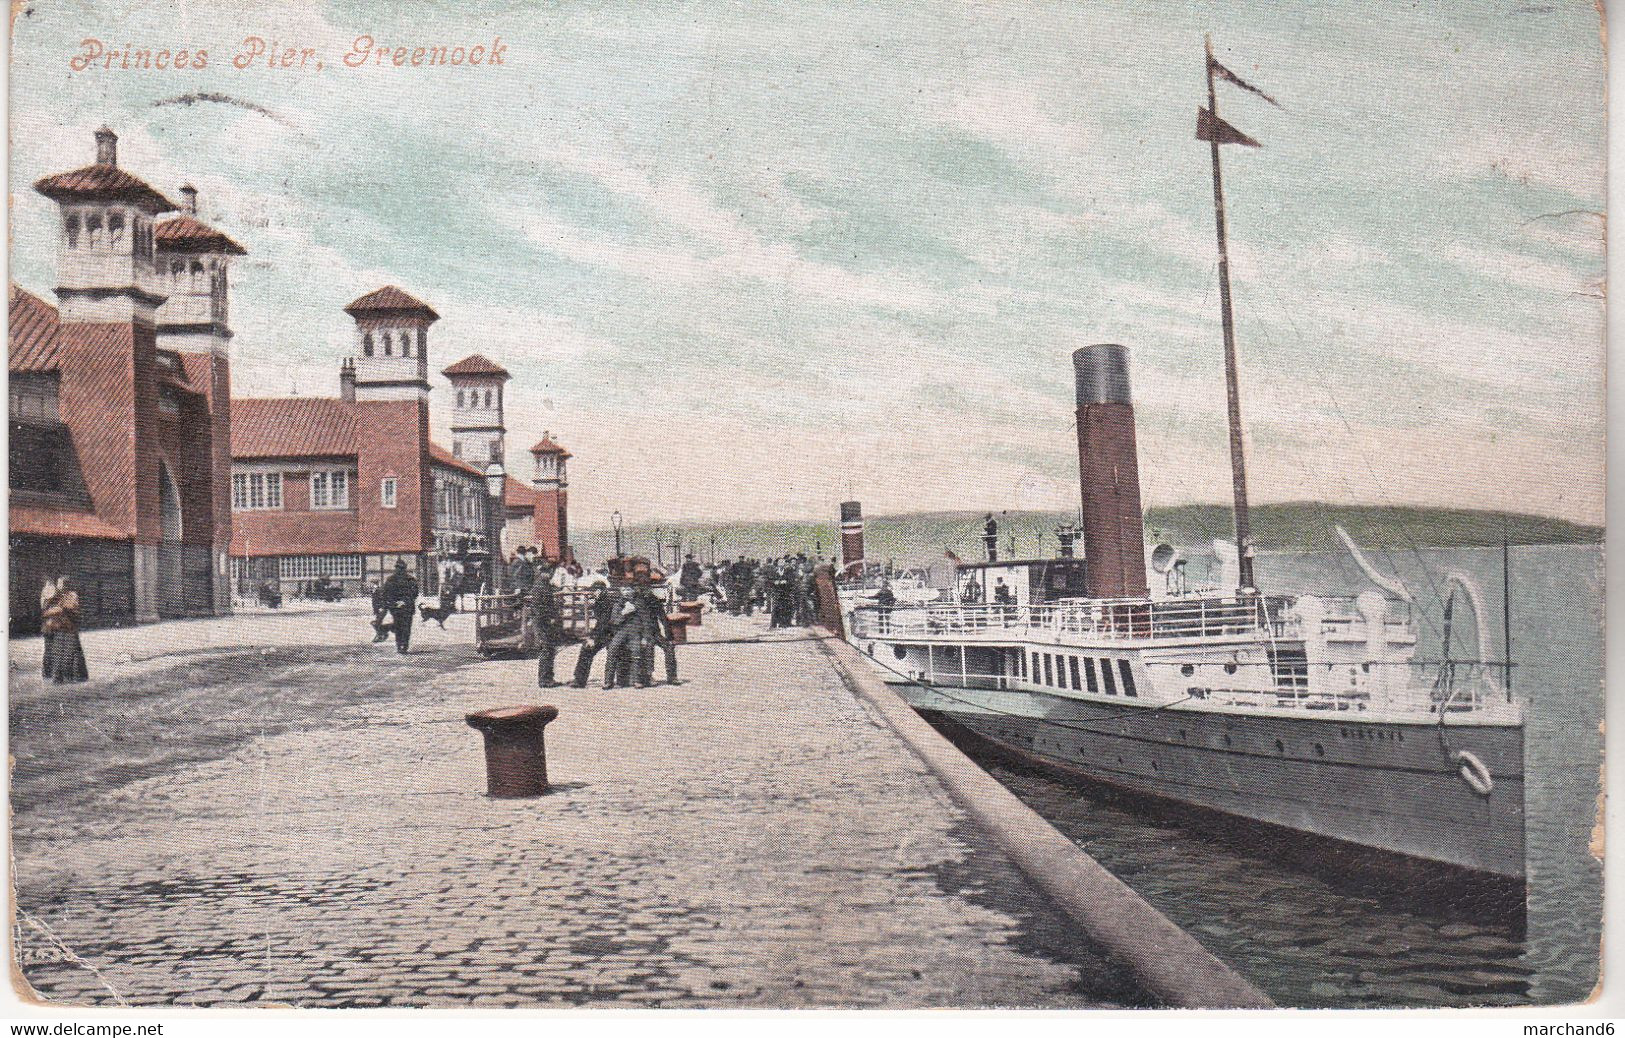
[1223,662,1238,675]
[1178,729,1188,742]
[892,645,907,661]
[1151,760,1160,771]
[1180,663,1195,677]
[1361,662,1371,673]
[1314,743,1325,757]
[1222,734,1232,747]
[1274,739,1285,753]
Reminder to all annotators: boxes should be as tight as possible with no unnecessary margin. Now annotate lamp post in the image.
[485,460,506,592]
[611,510,624,558]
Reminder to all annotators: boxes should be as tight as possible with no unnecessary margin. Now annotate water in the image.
[954,544,1602,1008]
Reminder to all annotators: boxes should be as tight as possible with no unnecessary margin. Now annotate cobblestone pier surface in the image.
[11,605,1146,1008]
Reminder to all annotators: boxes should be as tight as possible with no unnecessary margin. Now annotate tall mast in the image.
[1204,34,1256,591]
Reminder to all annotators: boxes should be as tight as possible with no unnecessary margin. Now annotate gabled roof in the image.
[441,354,510,380]
[343,286,439,321]
[530,432,571,458]
[232,397,359,458]
[9,285,61,373]
[34,164,175,213]
[156,214,246,255]
[429,442,484,477]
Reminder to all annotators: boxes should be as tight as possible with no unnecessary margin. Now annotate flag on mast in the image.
[1209,56,1283,108]
[1197,49,1280,147]
[1196,106,1260,148]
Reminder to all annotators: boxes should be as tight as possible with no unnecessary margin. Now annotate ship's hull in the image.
[894,682,1526,889]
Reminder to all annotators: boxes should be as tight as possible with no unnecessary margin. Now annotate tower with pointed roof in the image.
[35,126,174,325]
[530,432,570,494]
[155,185,244,357]
[343,286,438,403]
[155,186,246,614]
[22,128,233,625]
[442,354,510,466]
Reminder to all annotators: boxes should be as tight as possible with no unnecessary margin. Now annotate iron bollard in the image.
[465,704,559,798]
[679,600,703,627]
[665,613,690,644]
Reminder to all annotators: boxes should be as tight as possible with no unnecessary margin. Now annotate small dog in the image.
[418,596,456,628]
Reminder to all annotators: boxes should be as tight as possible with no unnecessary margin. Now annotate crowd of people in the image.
[696,554,830,629]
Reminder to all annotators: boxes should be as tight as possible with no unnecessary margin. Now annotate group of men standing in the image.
[568,574,679,689]
[705,554,822,629]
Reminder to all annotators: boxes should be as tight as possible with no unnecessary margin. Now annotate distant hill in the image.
[570,503,1600,567]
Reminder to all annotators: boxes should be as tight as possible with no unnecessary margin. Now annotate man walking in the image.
[380,560,420,654]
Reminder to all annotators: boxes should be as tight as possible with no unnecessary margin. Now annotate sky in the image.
[8,0,1607,529]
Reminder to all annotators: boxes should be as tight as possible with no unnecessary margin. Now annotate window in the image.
[456,390,465,409]
[381,476,398,509]
[109,212,125,246]
[64,213,80,248]
[1100,657,1118,696]
[1031,652,1040,682]
[363,333,374,357]
[278,554,362,581]
[86,212,103,247]
[1082,656,1099,695]
[417,328,427,353]
[382,332,392,357]
[311,470,350,509]
[1042,654,1054,687]
[1069,657,1082,690]
[232,472,283,510]
[10,374,60,425]
[484,389,493,408]
[1118,659,1138,698]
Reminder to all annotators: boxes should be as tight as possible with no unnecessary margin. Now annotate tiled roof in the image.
[9,285,61,373]
[156,214,246,255]
[343,286,439,321]
[34,164,175,212]
[441,354,510,379]
[429,442,483,477]
[232,397,359,458]
[530,432,571,458]
[503,477,540,509]
[10,503,128,540]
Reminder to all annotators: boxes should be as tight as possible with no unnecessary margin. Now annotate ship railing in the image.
[848,595,1274,642]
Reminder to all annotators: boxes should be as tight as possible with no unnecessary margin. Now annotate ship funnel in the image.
[1074,345,1149,598]
[840,501,865,576]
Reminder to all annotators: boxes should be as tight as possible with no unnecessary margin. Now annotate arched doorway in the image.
[157,461,185,618]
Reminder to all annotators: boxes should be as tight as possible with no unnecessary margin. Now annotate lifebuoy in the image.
[1452,749,1494,797]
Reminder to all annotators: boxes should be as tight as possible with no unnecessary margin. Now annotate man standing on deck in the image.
[875,579,896,634]
[983,513,999,562]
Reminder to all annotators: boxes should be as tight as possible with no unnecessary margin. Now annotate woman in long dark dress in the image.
[38,575,57,677]
[41,576,89,684]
